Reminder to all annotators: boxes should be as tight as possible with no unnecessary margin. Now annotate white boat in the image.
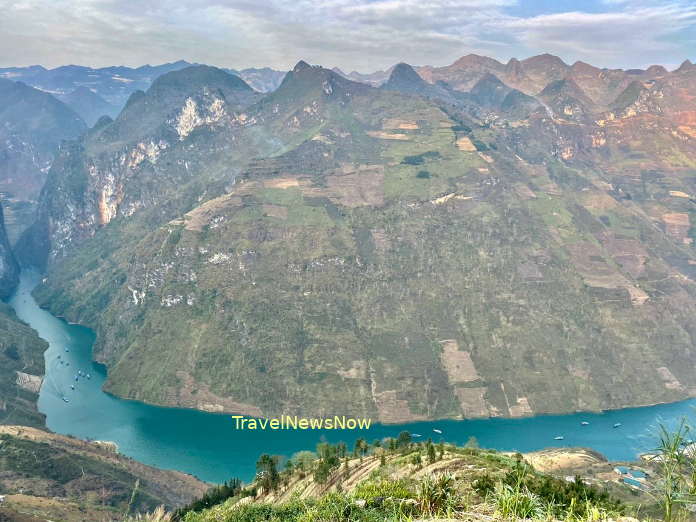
[613,423,622,428]
[433,429,442,434]
[581,421,589,426]
[412,433,422,437]
[554,436,564,440]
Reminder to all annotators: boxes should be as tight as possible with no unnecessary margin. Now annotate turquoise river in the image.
[8,270,696,484]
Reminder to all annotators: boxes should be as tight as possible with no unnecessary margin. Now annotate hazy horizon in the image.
[1,52,695,76]
[1,0,694,73]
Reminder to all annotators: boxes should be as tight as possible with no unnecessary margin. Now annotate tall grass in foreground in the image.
[650,419,696,522]
[124,505,172,521]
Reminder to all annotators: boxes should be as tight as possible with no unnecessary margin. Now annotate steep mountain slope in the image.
[233,67,286,92]
[537,78,597,122]
[20,59,696,423]
[382,64,538,122]
[415,53,685,110]
[0,301,46,428]
[58,86,120,126]
[333,66,394,86]
[0,79,86,201]
[0,202,19,298]
[467,73,541,119]
[381,63,464,106]
[0,425,209,520]
[417,54,508,92]
[17,65,264,270]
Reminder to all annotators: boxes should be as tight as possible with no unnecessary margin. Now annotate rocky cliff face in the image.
[22,59,696,422]
[17,65,264,270]
[0,202,19,299]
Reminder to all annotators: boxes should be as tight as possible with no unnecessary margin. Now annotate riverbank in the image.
[8,270,696,484]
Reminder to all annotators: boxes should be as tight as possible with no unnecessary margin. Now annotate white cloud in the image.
[494,4,696,68]
[0,0,693,71]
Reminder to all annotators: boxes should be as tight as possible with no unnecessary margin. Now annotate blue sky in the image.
[1,0,694,71]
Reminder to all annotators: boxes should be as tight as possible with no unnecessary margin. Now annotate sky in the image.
[1,0,695,72]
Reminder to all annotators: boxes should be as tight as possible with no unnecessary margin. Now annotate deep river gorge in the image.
[8,270,696,483]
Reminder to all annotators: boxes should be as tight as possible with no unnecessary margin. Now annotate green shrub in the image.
[417,474,459,516]
[492,482,544,519]
[473,473,496,497]
[353,479,414,502]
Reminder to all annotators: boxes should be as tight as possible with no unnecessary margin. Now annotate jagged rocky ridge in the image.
[18,56,696,423]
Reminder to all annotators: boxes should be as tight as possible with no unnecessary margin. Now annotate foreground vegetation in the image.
[126,433,661,522]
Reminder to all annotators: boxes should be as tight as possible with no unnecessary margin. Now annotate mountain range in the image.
[3,51,692,425]
[0,61,286,111]
[0,78,87,201]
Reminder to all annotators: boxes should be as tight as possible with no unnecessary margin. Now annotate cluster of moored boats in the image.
[58,348,91,403]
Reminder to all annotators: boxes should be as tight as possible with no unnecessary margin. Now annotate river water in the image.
[8,270,696,483]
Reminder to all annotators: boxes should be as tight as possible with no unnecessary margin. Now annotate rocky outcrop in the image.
[17,65,264,270]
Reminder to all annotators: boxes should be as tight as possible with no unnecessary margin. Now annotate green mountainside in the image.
[0,426,209,521]
[17,57,696,423]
